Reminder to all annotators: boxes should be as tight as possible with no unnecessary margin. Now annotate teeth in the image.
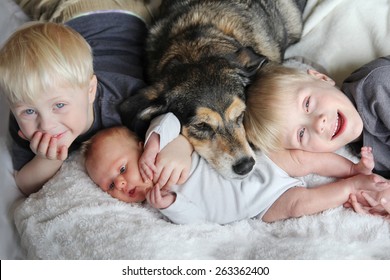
[332,114,339,137]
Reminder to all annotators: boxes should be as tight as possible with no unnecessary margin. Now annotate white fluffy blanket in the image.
[15,151,390,259]
[12,0,390,259]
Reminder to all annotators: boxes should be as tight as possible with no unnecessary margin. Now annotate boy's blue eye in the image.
[25,108,35,115]
[56,103,65,109]
[299,128,305,140]
[120,166,126,174]
[305,97,310,112]
[108,183,115,191]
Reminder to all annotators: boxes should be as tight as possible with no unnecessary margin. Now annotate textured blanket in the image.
[14,149,390,259]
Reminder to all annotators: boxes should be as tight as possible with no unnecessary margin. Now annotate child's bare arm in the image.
[15,131,68,195]
[262,173,390,222]
[269,147,374,178]
[15,156,64,195]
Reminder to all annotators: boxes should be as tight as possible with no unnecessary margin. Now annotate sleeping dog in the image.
[120,0,306,179]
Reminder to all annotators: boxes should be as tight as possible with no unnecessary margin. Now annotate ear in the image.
[88,75,98,104]
[307,69,335,85]
[137,141,144,150]
[232,47,268,86]
[119,84,169,135]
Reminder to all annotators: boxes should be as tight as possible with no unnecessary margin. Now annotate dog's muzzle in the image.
[232,156,255,176]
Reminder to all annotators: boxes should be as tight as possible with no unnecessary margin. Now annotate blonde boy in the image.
[244,63,390,216]
[0,2,150,195]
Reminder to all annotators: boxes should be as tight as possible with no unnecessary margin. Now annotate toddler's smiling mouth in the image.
[331,112,344,139]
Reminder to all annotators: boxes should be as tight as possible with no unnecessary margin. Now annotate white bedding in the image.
[2,0,390,259]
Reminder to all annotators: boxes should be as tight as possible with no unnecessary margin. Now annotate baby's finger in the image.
[139,164,150,183]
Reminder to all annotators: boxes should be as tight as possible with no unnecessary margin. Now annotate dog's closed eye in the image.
[189,122,215,139]
[194,122,212,131]
[236,113,244,126]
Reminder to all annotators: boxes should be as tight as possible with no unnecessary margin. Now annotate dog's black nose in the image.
[232,157,255,175]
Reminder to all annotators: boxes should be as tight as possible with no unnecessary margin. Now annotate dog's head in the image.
[120,47,267,179]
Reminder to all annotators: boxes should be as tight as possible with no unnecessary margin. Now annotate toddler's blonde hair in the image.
[0,21,93,104]
[244,64,316,153]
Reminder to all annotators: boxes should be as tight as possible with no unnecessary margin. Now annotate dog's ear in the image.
[119,86,166,124]
[231,47,268,86]
[119,85,169,134]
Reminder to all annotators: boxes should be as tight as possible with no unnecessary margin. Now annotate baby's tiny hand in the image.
[145,183,176,209]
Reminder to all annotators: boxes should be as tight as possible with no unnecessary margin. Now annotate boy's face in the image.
[281,73,363,152]
[10,76,97,150]
[85,132,153,203]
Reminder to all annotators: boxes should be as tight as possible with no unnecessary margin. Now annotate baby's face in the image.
[280,78,363,152]
[86,133,153,203]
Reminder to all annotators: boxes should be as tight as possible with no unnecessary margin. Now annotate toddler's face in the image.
[280,78,363,152]
[85,133,153,203]
[11,77,97,150]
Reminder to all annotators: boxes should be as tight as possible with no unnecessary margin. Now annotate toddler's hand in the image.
[349,192,390,221]
[153,135,192,189]
[139,132,159,182]
[23,131,68,161]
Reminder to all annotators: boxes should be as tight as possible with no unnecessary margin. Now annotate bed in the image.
[1,0,390,260]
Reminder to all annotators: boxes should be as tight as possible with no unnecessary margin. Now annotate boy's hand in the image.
[349,193,390,221]
[21,130,68,161]
[350,173,390,193]
[154,135,192,189]
[145,183,176,209]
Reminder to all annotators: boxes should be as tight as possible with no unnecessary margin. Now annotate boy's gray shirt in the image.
[342,55,390,178]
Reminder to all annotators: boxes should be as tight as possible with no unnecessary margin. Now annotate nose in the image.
[232,156,255,176]
[38,115,56,131]
[315,114,327,134]
[114,176,127,191]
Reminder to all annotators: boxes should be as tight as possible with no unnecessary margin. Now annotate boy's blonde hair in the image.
[244,64,315,153]
[0,21,93,104]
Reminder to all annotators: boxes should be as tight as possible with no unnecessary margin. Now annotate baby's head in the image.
[0,21,93,105]
[83,126,153,203]
[244,64,363,153]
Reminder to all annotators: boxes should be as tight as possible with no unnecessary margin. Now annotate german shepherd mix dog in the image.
[120,0,306,179]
